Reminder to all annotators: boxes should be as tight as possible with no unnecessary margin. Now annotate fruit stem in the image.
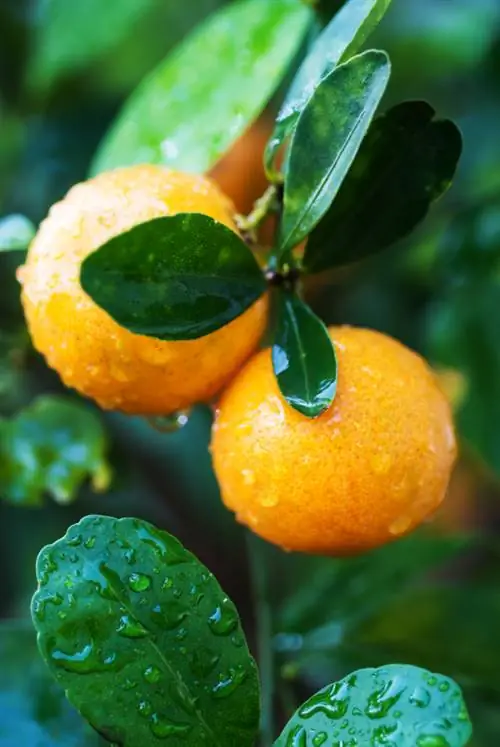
[236,185,279,237]
[246,532,275,747]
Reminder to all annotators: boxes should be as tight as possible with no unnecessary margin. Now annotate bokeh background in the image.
[1,0,500,744]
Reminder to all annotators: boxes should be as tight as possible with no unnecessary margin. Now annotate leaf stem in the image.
[246,532,275,747]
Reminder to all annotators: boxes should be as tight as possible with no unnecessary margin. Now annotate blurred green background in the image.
[1,0,500,744]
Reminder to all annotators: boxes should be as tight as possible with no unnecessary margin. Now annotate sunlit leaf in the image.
[81,214,267,341]
[92,0,310,176]
[279,50,391,254]
[0,396,110,507]
[32,515,260,747]
[266,0,392,177]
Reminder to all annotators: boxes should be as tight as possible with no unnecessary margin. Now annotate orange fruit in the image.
[211,326,456,555]
[18,165,268,416]
[209,118,272,216]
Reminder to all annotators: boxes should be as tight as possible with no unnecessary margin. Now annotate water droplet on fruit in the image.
[389,514,413,536]
[241,469,255,486]
[260,494,279,508]
[147,412,190,433]
[128,573,151,592]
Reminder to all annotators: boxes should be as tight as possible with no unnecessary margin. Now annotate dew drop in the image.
[117,614,149,639]
[150,713,191,739]
[128,573,151,592]
[417,736,450,747]
[389,514,413,536]
[260,493,279,508]
[143,665,162,684]
[211,665,247,699]
[241,469,256,486]
[208,600,239,636]
[409,686,431,708]
[313,733,328,747]
[147,412,190,434]
[138,700,153,718]
[151,603,188,631]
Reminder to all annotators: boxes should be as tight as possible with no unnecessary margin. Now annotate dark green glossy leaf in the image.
[92,0,310,176]
[279,50,391,254]
[0,396,110,507]
[81,214,266,341]
[266,0,392,178]
[0,624,104,746]
[32,515,260,747]
[274,664,472,747]
[304,101,463,273]
[0,213,36,251]
[272,291,337,417]
[427,280,500,480]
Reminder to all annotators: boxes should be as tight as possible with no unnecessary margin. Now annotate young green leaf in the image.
[0,213,36,251]
[274,664,472,747]
[81,214,267,341]
[0,396,110,507]
[278,50,391,255]
[272,291,337,417]
[32,515,260,747]
[304,101,463,273]
[0,624,104,746]
[91,0,310,176]
[266,0,392,178]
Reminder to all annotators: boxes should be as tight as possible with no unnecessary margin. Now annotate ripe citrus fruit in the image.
[211,326,456,555]
[18,165,268,416]
[209,117,272,215]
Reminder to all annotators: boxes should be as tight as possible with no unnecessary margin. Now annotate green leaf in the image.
[272,291,337,417]
[274,664,472,747]
[276,531,466,637]
[32,515,260,747]
[81,214,267,341]
[0,214,36,251]
[278,50,391,254]
[304,101,463,273]
[427,280,500,480]
[91,0,310,176]
[26,0,163,93]
[0,396,110,507]
[266,0,392,177]
[0,624,104,746]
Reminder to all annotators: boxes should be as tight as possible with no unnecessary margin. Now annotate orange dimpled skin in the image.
[19,165,268,415]
[211,326,457,556]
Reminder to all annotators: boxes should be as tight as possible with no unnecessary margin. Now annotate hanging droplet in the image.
[147,411,190,434]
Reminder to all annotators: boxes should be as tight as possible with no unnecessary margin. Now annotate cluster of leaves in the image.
[74,0,462,420]
[29,515,473,746]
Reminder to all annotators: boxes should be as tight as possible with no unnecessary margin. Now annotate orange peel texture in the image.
[211,326,457,556]
[19,165,268,415]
